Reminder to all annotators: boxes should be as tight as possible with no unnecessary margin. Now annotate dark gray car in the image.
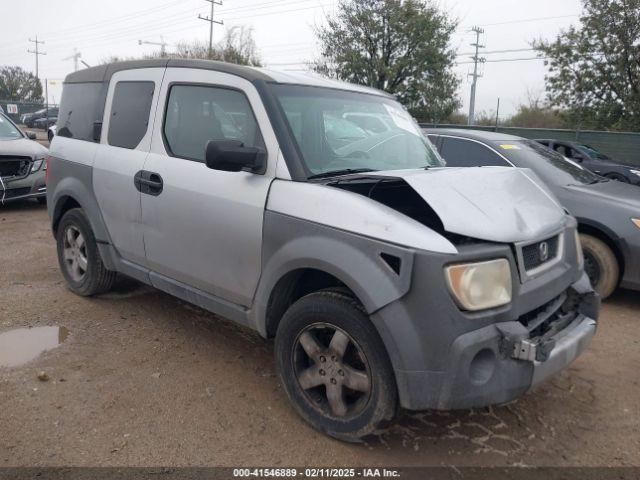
[0,111,48,205]
[425,128,640,299]
[536,139,640,186]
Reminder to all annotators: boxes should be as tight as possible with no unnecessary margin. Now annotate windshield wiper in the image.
[307,168,378,180]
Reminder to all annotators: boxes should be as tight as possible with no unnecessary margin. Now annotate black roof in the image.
[64,59,275,84]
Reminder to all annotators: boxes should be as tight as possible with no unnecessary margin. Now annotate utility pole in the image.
[27,36,46,79]
[63,49,82,72]
[198,0,223,58]
[468,27,485,126]
[138,36,169,57]
[495,97,500,131]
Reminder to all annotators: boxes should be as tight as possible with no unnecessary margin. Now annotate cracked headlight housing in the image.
[445,259,512,311]
[31,156,46,173]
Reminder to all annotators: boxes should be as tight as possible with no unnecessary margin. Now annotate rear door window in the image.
[57,82,107,142]
[439,137,510,167]
[108,81,155,149]
[163,84,264,162]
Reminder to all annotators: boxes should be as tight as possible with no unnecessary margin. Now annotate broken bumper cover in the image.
[530,314,596,387]
[384,273,599,411]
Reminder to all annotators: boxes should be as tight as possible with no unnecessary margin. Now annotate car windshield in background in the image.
[271,84,443,176]
[494,139,601,186]
[0,114,23,140]
[579,144,610,160]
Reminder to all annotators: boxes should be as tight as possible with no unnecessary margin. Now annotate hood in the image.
[362,167,566,243]
[563,179,640,210]
[0,138,48,158]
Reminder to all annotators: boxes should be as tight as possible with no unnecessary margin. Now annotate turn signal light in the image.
[632,218,640,230]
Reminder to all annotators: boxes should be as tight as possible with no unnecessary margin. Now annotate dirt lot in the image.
[0,202,638,468]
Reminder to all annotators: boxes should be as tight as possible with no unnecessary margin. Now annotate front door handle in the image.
[134,171,163,196]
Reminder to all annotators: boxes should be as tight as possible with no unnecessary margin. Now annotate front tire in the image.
[275,290,397,442]
[56,208,116,296]
[604,173,629,183]
[581,234,619,300]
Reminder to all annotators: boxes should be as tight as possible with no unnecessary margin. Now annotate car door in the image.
[93,68,164,266]
[141,68,280,307]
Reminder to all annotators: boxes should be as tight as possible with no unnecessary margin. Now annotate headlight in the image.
[31,157,45,173]
[445,259,512,311]
[630,169,640,177]
[632,218,640,230]
[575,230,584,270]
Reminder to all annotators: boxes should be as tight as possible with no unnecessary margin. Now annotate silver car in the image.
[0,111,48,205]
[47,60,599,441]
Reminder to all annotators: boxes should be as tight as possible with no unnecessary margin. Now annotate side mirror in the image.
[205,140,266,173]
[572,152,586,162]
[26,131,37,140]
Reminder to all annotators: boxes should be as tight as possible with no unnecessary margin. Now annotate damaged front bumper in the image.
[370,235,600,411]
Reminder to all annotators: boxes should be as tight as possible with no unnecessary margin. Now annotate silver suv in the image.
[47,60,599,441]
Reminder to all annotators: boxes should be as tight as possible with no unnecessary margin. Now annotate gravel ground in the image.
[0,201,638,467]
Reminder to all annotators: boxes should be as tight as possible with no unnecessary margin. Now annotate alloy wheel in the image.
[292,323,372,419]
[62,225,88,282]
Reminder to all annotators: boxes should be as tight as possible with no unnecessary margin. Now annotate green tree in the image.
[505,91,567,128]
[534,0,640,131]
[0,66,43,103]
[313,0,460,122]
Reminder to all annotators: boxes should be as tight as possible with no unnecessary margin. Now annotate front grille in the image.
[3,187,32,199]
[0,156,32,180]
[518,291,578,339]
[522,235,559,271]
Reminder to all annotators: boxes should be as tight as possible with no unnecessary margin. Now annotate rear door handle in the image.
[134,170,163,196]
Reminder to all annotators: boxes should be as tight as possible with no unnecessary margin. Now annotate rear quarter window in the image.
[57,83,107,142]
[108,81,155,149]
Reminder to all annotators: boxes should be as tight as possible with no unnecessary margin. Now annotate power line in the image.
[198,0,224,56]
[457,47,535,57]
[478,13,579,27]
[27,36,46,79]
[457,56,548,65]
[468,26,485,126]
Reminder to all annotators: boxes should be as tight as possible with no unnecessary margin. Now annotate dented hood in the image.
[365,167,566,243]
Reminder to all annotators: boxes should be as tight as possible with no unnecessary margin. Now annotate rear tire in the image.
[580,234,619,300]
[275,290,397,442]
[56,208,116,296]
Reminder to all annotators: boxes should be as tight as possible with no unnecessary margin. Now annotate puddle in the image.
[0,326,69,368]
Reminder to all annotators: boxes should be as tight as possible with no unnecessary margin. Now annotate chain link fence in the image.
[0,100,58,126]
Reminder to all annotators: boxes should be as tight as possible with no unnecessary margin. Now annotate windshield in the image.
[579,144,610,160]
[271,84,444,176]
[0,113,23,140]
[495,140,601,185]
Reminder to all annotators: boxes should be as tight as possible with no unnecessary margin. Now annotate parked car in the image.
[0,111,48,204]
[48,125,57,143]
[535,139,640,185]
[34,116,58,131]
[425,129,640,299]
[48,60,599,441]
[24,107,59,128]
